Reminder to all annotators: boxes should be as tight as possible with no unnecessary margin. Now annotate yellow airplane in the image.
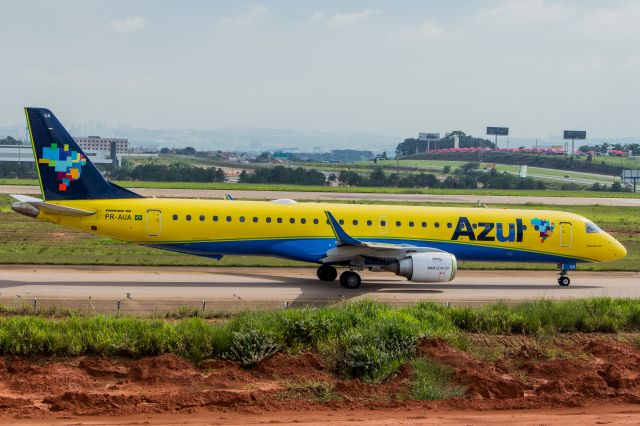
[11,108,627,289]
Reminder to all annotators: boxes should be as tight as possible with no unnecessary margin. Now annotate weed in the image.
[409,358,465,400]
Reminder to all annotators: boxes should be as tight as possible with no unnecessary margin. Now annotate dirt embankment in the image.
[0,334,639,421]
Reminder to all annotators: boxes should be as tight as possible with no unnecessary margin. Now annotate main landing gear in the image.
[339,271,362,289]
[317,264,338,282]
[558,270,571,287]
[316,265,362,289]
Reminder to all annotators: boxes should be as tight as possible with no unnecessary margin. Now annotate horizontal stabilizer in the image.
[10,194,95,217]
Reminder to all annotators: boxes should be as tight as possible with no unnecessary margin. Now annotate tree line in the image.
[111,163,225,182]
[239,166,326,185]
[338,165,546,190]
[396,131,494,157]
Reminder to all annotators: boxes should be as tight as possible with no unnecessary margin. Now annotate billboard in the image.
[519,165,528,178]
[563,130,586,140]
[419,132,440,141]
[487,127,509,136]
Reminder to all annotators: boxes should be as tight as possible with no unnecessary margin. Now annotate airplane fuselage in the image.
[35,198,627,266]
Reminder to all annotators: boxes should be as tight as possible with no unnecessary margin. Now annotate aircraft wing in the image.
[321,211,443,265]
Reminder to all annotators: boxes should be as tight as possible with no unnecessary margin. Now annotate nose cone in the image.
[613,240,628,261]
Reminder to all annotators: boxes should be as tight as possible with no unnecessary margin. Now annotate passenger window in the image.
[367,220,372,226]
[199,215,205,222]
[447,223,452,228]
[301,218,306,224]
[213,215,218,222]
[226,216,232,222]
[396,221,401,227]
[266,217,272,223]
[381,220,387,226]
[290,218,295,224]
[253,217,258,223]
[186,215,192,221]
[353,219,358,225]
[240,216,245,223]
[421,222,427,228]
[313,218,319,225]
[277,218,283,223]
[339,219,344,225]
[172,214,178,221]
[409,221,414,227]
[435,222,440,228]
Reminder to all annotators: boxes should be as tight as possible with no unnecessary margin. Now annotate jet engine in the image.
[383,252,457,282]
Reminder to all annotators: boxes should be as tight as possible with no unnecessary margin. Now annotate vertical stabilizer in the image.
[25,107,141,201]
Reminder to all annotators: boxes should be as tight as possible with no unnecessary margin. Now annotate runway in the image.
[1,185,639,206]
[0,266,637,313]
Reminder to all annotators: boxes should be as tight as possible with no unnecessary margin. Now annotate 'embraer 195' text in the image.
[451,217,524,242]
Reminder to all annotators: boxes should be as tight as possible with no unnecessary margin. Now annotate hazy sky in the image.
[1,0,640,138]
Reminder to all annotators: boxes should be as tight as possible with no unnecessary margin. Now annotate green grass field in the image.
[2,178,638,198]
[0,195,637,270]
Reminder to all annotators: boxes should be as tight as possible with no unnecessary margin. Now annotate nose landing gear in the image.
[558,273,570,286]
[557,262,575,287]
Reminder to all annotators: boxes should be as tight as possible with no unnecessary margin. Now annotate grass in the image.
[0,195,637,270]
[0,298,640,385]
[2,177,638,198]
[409,358,465,400]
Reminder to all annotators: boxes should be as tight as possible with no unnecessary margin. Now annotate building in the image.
[0,136,157,166]
[74,136,129,154]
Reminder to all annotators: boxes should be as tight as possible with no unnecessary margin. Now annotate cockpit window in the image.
[585,222,601,234]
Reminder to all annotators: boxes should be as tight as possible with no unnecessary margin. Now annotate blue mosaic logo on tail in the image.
[39,143,87,191]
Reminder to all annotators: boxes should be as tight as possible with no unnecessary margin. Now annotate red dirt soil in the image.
[0,334,639,423]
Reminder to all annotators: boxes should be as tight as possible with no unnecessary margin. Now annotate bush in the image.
[225,329,281,366]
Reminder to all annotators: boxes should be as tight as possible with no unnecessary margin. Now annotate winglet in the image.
[324,211,362,246]
[224,193,234,200]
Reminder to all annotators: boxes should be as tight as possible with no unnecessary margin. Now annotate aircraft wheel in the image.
[317,264,337,282]
[340,271,362,289]
[558,276,570,287]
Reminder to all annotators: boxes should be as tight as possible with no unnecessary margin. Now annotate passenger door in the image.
[559,222,572,248]
[146,210,162,237]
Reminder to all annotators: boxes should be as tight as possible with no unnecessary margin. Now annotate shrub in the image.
[225,329,281,366]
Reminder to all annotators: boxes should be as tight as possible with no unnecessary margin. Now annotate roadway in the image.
[0,266,637,313]
[1,185,639,206]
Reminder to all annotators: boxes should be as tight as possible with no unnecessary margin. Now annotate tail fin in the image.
[25,107,141,201]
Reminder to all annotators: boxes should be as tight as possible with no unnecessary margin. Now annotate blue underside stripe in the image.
[145,237,587,264]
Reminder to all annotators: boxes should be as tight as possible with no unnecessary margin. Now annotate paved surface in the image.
[1,185,639,206]
[0,266,637,313]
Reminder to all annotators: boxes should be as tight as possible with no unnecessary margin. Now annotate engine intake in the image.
[383,252,457,282]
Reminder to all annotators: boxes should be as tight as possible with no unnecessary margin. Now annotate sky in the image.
[1,0,640,141]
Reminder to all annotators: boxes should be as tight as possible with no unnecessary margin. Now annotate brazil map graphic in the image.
[39,143,87,191]
[531,217,555,243]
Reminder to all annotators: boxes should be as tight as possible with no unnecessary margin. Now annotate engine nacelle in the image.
[384,252,457,282]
